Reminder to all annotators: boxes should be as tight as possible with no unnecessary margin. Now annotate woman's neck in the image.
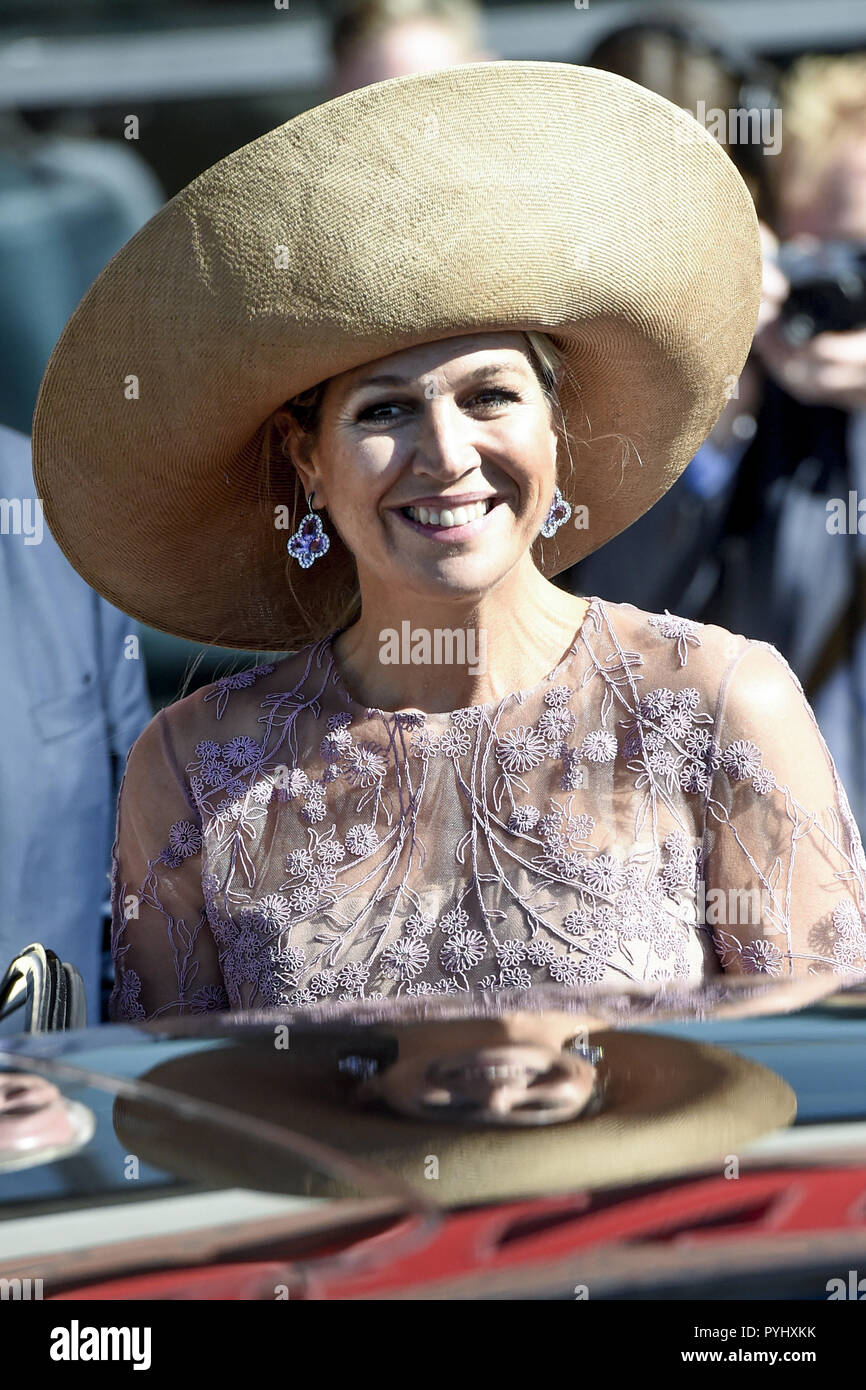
[330,563,592,714]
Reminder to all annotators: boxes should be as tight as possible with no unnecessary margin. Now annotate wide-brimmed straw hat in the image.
[113,1029,795,1207]
[32,60,761,651]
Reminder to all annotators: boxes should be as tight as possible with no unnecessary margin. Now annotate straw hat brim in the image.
[113,1030,795,1207]
[32,60,761,651]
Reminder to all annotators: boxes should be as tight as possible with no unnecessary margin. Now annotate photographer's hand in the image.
[755,220,790,334]
[755,320,866,410]
[753,221,866,408]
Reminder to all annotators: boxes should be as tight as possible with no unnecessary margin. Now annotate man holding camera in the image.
[567,48,866,837]
[738,54,866,837]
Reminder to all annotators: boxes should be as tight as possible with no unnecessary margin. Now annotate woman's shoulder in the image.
[138,640,336,762]
[589,595,761,691]
[587,597,815,743]
[578,594,795,728]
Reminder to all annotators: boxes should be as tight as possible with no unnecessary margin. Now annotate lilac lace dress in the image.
[109,597,866,1022]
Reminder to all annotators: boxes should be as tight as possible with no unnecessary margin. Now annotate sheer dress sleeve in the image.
[108,709,225,1021]
[703,639,866,980]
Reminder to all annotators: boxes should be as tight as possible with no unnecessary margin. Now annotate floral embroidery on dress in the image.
[203,664,276,719]
[648,610,702,666]
[108,597,866,1021]
[162,820,202,869]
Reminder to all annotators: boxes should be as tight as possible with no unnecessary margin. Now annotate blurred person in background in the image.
[561,12,780,621]
[728,52,866,838]
[0,423,151,1027]
[0,110,160,1020]
[0,110,165,435]
[326,0,490,98]
[562,23,866,837]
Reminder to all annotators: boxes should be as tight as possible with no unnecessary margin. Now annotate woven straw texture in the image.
[32,61,761,649]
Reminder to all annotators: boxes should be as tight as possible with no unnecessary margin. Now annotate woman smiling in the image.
[32,62,866,1128]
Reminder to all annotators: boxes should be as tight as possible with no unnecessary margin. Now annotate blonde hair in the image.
[269,330,568,637]
[782,52,866,153]
[778,52,866,206]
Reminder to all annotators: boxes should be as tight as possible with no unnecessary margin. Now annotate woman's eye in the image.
[356,388,520,424]
[356,402,403,423]
[472,388,521,409]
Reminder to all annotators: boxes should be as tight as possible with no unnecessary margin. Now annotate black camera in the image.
[778,241,866,344]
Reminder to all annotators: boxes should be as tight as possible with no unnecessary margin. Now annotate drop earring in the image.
[541,485,572,537]
[337,1055,381,1079]
[287,491,330,568]
[565,1037,604,1065]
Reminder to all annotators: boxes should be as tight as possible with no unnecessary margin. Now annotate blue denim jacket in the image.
[0,424,151,1021]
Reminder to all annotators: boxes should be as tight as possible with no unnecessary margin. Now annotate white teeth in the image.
[449,1064,538,1083]
[406,500,493,527]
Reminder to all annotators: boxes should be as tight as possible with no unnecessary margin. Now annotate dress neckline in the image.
[323,594,602,721]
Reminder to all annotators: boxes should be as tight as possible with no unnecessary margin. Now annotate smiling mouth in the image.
[431,1062,546,1084]
[400,498,497,529]
[449,1064,540,1082]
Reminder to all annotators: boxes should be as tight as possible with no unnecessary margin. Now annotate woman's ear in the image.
[272,405,294,450]
[273,407,305,464]
[273,408,319,502]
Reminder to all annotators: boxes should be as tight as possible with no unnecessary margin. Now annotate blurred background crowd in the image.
[2,0,866,1022]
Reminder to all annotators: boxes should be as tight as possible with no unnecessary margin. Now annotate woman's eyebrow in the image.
[348,364,519,393]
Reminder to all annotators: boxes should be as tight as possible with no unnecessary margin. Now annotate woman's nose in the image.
[458,1078,537,1115]
[482,1086,518,1116]
[413,399,480,477]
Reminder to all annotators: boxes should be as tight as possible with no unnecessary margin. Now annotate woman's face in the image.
[285,331,560,605]
[367,1041,597,1127]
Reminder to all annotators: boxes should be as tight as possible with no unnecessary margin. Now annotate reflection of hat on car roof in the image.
[114,1029,795,1207]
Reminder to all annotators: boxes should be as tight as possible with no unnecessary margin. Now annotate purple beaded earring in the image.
[287,491,330,568]
[541,485,572,537]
